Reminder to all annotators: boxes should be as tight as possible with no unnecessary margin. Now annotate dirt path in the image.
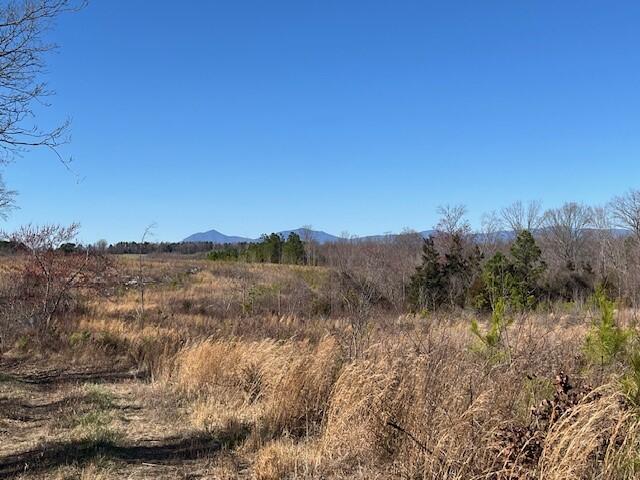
[0,361,245,479]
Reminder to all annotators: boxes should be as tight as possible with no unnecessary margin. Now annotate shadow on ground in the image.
[0,435,223,477]
[1,368,149,385]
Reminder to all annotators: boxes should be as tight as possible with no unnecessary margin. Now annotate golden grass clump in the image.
[75,317,184,377]
[172,336,343,443]
[318,339,500,479]
[252,438,322,480]
[539,384,640,480]
[259,336,342,438]
[172,338,286,398]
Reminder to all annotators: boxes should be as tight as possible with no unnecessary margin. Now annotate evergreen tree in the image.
[509,230,546,308]
[442,233,480,308]
[282,232,306,264]
[479,252,514,309]
[408,237,446,312]
[245,233,284,263]
[477,230,546,310]
[443,234,468,307]
[264,233,283,263]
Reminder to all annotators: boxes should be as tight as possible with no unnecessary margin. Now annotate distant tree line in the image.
[404,190,640,312]
[313,189,640,313]
[106,241,220,255]
[34,186,640,313]
[207,232,306,265]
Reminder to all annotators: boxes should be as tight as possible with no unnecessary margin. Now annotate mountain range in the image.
[182,227,631,245]
[182,228,341,244]
[183,227,511,244]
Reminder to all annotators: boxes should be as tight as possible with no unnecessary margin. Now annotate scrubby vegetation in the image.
[1,0,639,476]
[3,192,640,478]
[1,245,640,478]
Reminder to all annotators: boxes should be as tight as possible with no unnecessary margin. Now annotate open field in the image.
[1,1,640,478]
[2,255,640,479]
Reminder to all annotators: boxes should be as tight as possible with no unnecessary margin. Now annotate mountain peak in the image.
[182,227,339,244]
[182,229,253,244]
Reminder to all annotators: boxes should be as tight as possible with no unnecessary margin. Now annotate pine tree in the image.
[442,234,466,307]
[442,233,480,308]
[282,232,306,264]
[408,237,445,312]
[265,233,283,263]
[476,230,546,310]
[480,252,514,309]
[509,230,546,308]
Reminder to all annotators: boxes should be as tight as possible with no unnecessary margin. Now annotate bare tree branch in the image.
[0,173,16,218]
[501,200,543,233]
[0,0,85,164]
[435,204,470,237]
[541,202,593,270]
[609,188,640,244]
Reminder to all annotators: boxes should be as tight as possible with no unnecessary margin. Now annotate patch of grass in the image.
[69,330,91,347]
[514,375,555,422]
[93,330,127,353]
[65,385,122,444]
[14,335,29,351]
[295,267,329,290]
[84,384,115,410]
[49,454,117,479]
[621,349,640,407]
[72,410,121,444]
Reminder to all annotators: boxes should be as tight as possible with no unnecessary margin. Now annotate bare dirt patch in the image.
[0,359,242,479]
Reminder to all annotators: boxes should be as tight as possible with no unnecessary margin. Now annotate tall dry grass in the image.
[24,256,640,479]
[160,306,638,479]
[171,336,343,443]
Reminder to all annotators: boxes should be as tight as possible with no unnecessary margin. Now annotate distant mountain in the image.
[182,227,632,245]
[182,228,339,244]
[354,230,436,242]
[471,230,517,243]
[182,229,253,244]
[419,230,437,239]
[278,228,339,244]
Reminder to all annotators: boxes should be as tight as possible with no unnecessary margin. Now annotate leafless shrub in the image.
[0,223,110,349]
[136,222,156,323]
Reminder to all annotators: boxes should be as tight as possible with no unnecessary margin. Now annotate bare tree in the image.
[394,228,422,305]
[607,190,640,307]
[436,204,471,236]
[94,238,108,252]
[0,175,16,219]
[300,224,318,266]
[479,210,503,256]
[338,269,377,359]
[590,206,616,281]
[542,202,593,270]
[609,189,640,244]
[501,200,543,233]
[137,222,156,321]
[0,0,84,164]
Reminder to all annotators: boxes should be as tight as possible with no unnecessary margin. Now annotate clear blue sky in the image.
[3,0,640,243]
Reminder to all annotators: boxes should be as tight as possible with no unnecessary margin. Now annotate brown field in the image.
[1,255,639,479]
